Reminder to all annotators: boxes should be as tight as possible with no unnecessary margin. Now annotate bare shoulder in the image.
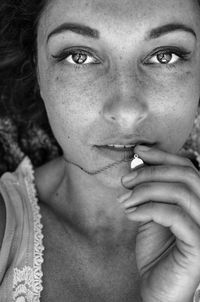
[0,193,6,249]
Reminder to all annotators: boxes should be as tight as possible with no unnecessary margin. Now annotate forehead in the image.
[38,0,200,39]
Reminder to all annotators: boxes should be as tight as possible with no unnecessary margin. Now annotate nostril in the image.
[102,97,148,126]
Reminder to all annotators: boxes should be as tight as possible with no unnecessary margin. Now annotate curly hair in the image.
[0,0,62,173]
[0,0,200,174]
[0,0,46,120]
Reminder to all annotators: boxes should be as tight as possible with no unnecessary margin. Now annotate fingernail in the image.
[117,191,132,203]
[137,145,151,152]
[122,171,138,184]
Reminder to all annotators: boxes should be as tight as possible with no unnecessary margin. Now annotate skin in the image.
[35,0,200,301]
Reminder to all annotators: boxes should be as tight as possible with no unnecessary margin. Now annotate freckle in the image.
[186,71,192,77]
[179,71,193,82]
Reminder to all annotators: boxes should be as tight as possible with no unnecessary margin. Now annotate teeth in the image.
[107,144,135,148]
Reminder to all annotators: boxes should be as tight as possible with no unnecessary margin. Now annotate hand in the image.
[118,146,200,302]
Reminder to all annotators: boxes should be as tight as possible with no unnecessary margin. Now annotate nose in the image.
[102,71,148,131]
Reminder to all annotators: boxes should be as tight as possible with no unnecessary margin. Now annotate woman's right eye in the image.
[52,49,100,66]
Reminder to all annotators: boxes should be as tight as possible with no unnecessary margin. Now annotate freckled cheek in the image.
[43,70,107,114]
[145,70,199,112]
[40,71,107,143]
[143,72,199,151]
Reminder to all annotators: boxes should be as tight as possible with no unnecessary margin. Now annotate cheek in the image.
[39,68,106,146]
[48,72,102,120]
[145,71,199,152]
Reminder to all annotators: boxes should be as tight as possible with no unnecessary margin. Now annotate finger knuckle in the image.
[141,182,152,191]
[145,165,157,178]
[178,183,197,217]
[176,183,192,203]
[173,205,187,222]
[148,201,155,210]
[178,182,189,194]
[133,182,150,196]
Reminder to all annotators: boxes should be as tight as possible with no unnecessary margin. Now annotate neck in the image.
[35,156,138,246]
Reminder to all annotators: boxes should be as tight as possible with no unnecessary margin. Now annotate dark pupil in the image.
[157,53,172,64]
[72,53,87,64]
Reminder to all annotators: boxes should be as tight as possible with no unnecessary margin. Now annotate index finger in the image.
[134,145,197,170]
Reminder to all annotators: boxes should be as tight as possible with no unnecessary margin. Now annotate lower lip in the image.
[94,145,135,161]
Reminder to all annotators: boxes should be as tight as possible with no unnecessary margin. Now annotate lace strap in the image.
[13,157,44,302]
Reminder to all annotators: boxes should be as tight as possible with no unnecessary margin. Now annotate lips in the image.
[99,144,136,152]
[95,145,135,161]
[94,141,155,161]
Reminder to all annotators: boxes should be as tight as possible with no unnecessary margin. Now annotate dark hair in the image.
[0,0,62,173]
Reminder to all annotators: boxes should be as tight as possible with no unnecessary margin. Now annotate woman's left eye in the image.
[144,48,190,66]
[149,52,179,65]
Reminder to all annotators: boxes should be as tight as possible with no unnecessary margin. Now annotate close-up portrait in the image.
[1,0,200,301]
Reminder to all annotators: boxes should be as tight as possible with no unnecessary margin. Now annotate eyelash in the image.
[52,48,101,69]
[143,46,191,68]
[52,46,191,69]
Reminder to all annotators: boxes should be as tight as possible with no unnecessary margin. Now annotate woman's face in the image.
[37,0,200,187]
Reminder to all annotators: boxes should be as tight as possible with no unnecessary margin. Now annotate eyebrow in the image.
[47,22,100,42]
[147,23,196,40]
[47,21,196,44]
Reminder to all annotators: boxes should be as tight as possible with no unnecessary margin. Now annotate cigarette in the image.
[131,154,144,169]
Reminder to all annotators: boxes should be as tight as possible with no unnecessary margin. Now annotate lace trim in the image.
[13,157,44,302]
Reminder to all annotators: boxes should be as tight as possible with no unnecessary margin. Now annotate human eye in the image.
[143,47,191,67]
[51,47,101,66]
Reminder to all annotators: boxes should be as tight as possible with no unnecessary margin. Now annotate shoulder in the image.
[0,193,6,249]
